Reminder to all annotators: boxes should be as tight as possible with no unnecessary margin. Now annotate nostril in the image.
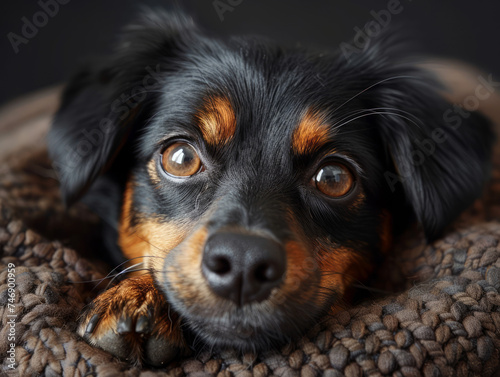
[206,256,231,275]
[254,262,281,283]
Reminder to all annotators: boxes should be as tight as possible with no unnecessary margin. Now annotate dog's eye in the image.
[161,142,202,177]
[313,163,353,197]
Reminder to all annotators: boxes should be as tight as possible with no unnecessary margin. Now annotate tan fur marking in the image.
[292,109,331,155]
[196,96,237,145]
[118,180,189,272]
[147,158,161,186]
[278,240,318,299]
[316,246,371,302]
[283,212,371,308]
[166,227,219,306]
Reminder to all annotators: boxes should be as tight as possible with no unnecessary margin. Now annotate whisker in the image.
[132,232,168,253]
[331,75,418,114]
[69,255,158,286]
[317,269,394,297]
[334,110,423,131]
[351,283,392,295]
[105,262,146,289]
[332,106,422,131]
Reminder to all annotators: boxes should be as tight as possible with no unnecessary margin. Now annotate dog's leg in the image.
[78,275,187,366]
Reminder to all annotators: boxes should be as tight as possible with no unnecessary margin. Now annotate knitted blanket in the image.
[1,88,500,377]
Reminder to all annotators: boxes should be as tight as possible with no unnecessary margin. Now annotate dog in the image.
[48,10,494,366]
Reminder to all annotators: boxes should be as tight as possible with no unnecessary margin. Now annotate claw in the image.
[135,315,151,334]
[117,316,133,334]
[85,314,100,334]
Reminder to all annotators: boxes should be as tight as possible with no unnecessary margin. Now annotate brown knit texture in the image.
[1,144,500,377]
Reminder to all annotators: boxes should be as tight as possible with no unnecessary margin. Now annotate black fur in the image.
[48,10,494,350]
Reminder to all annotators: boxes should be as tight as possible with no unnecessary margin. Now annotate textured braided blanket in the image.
[2,87,500,377]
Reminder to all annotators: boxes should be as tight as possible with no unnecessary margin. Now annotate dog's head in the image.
[49,11,493,349]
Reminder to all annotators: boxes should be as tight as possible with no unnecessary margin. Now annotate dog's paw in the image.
[78,275,187,367]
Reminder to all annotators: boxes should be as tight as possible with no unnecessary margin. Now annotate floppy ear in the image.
[378,83,493,240]
[346,44,495,240]
[48,10,198,205]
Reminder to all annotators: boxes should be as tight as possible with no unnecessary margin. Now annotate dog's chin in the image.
[174,298,333,352]
[184,313,302,351]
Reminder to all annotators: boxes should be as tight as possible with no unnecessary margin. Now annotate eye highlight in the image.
[313,163,354,198]
[161,142,202,177]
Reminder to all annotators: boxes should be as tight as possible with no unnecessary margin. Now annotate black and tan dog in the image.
[48,10,494,366]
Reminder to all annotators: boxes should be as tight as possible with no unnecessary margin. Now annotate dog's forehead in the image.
[149,46,339,159]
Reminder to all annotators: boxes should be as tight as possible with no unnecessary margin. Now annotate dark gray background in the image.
[1,0,499,107]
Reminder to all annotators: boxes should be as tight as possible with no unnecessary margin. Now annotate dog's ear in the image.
[48,10,198,205]
[378,85,493,240]
[345,41,494,240]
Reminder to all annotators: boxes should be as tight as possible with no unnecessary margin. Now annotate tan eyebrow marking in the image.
[196,96,237,145]
[291,109,331,155]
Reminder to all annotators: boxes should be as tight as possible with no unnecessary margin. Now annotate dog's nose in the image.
[202,232,286,306]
